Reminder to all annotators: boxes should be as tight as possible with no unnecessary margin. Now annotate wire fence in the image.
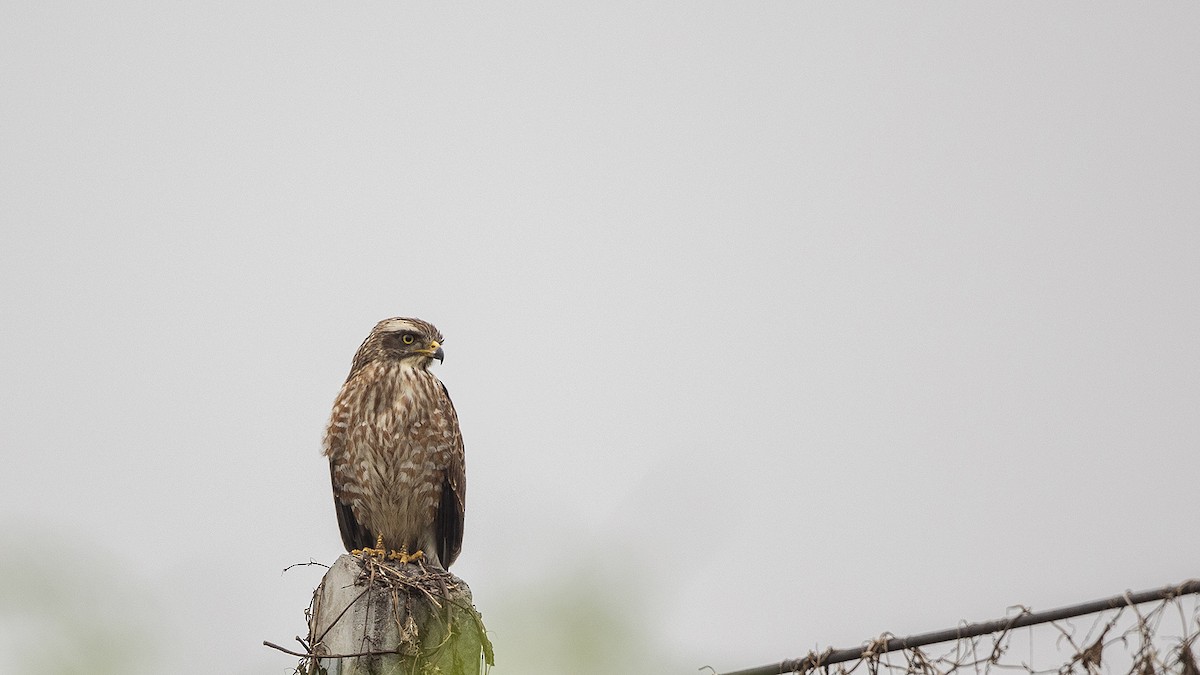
[716,580,1200,675]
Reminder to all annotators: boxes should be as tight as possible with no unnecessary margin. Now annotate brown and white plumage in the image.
[323,317,466,568]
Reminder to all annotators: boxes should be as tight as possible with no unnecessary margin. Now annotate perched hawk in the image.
[323,317,466,569]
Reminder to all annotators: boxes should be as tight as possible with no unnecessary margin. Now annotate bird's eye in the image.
[402,334,416,345]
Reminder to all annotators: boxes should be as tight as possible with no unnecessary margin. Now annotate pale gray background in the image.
[1,3,1197,674]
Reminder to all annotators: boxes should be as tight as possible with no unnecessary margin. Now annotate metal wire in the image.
[718,579,1200,675]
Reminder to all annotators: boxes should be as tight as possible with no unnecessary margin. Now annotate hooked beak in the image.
[428,340,445,363]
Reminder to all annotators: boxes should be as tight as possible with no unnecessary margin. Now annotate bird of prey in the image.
[322,317,466,569]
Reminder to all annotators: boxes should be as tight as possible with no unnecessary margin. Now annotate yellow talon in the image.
[354,535,387,558]
[387,546,424,564]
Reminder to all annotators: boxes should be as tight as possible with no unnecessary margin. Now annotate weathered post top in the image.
[302,554,493,675]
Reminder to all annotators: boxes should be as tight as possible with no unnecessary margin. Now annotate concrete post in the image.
[304,554,492,675]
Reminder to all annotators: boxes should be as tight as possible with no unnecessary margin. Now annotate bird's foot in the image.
[353,535,388,558]
[387,548,424,564]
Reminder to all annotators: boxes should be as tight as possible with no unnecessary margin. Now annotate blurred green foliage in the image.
[0,535,162,675]
[482,562,684,674]
[0,534,687,674]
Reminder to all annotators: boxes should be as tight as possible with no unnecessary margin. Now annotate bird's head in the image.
[350,317,446,375]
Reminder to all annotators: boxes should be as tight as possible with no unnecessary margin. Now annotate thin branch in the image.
[262,639,405,660]
[311,585,372,646]
[282,560,331,574]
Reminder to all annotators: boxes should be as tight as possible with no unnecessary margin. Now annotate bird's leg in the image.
[387,544,424,564]
[354,534,387,558]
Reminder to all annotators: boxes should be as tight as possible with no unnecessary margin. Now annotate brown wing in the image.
[436,380,466,567]
[330,462,372,552]
[324,378,374,553]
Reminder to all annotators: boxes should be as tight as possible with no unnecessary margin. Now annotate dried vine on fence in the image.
[718,580,1200,675]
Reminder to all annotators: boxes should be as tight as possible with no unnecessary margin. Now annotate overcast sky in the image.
[2,3,1198,674]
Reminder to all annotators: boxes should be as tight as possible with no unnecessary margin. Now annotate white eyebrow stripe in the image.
[377,319,422,333]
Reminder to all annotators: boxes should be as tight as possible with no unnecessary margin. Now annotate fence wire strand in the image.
[718,580,1200,675]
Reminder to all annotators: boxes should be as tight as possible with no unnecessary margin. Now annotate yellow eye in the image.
[402,334,415,345]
